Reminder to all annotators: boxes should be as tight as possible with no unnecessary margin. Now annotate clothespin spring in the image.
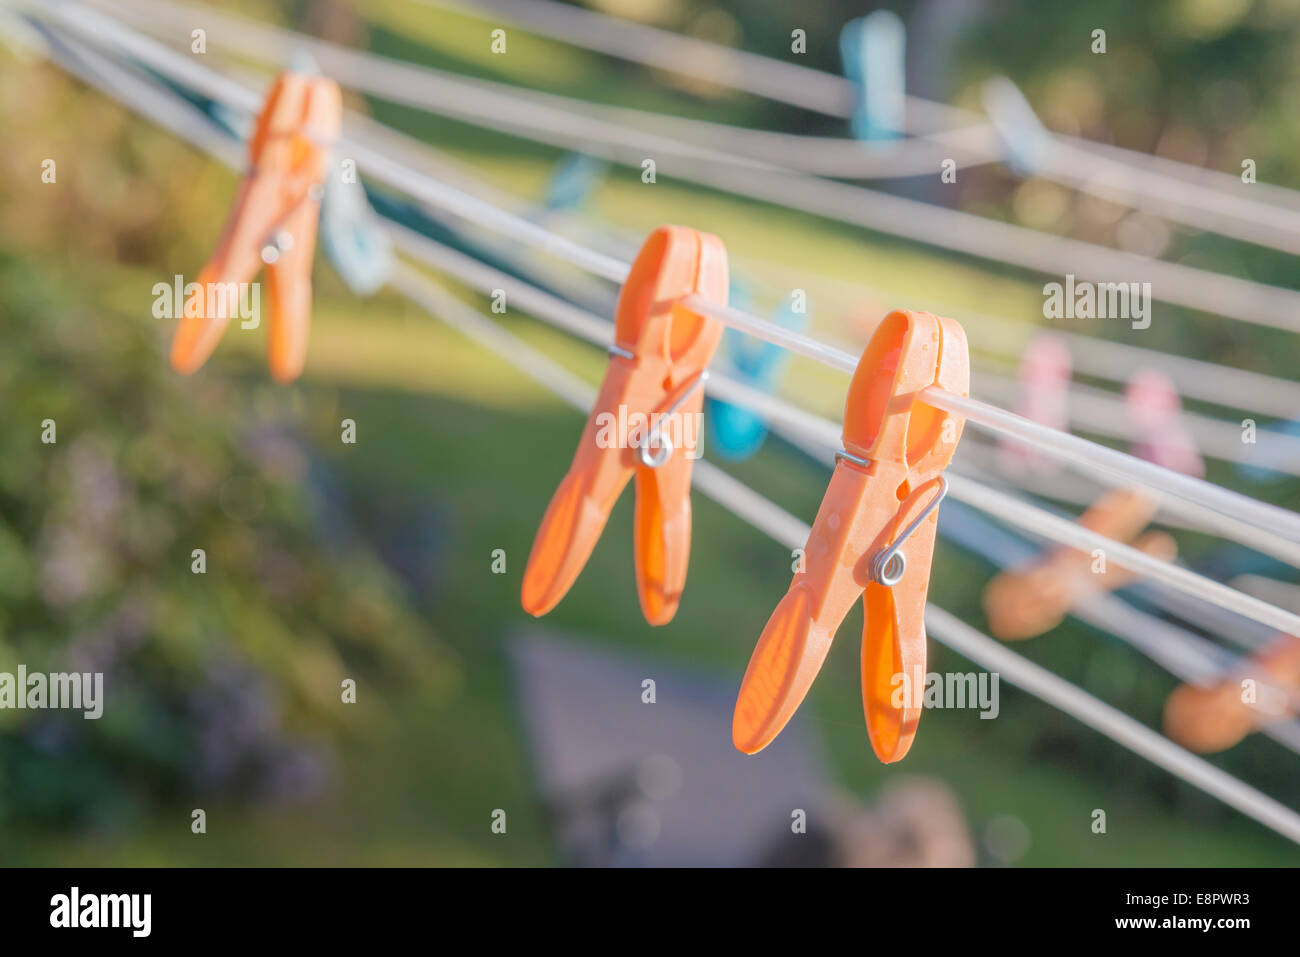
[259,181,327,264]
[869,475,949,586]
[638,370,710,469]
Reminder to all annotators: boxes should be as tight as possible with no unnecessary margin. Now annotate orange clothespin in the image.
[521,226,727,625]
[982,488,1176,641]
[171,72,342,383]
[733,310,969,763]
[1164,635,1300,752]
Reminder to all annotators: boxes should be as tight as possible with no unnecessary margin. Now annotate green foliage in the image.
[0,251,454,835]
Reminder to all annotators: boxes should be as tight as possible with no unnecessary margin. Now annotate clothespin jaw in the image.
[982,488,1176,641]
[1164,635,1300,752]
[171,72,341,383]
[521,226,727,625]
[733,310,969,763]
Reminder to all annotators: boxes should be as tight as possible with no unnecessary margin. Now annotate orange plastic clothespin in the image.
[171,72,342,383]
[733,310,969,763]
[1164,635,1300,752]
[982,488,1176,641]
[521,226,728,625]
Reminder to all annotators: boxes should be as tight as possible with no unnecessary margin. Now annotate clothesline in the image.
[361,150,1300,544]
[389,224,1300,634]
[400,222,1300,572]
[39,0,1300,547]
[417,0,1300,232]
[367,172,1300,540]
[287,91,1300,457]
[951,440,1300,570]
[56,0,1300,599]
[20,4,1300,848]
[85,0,1300,332]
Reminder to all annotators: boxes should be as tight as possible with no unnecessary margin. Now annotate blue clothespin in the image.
[706,282,809,461]
[285,50,392,296]
[543,152,609,213]
[319,164,394,296]
[980,76,1054,175]
[839,10,906,146]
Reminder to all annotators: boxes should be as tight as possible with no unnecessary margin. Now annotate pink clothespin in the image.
[1126,368,1204,477]
[998,334,1071,475]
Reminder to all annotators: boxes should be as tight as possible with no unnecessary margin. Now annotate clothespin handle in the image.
[521,226,727,626]
[734,310,969,763]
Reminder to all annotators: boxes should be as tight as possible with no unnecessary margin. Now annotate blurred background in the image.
[1,0,1298,865]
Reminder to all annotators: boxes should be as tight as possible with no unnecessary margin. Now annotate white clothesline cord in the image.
[40,0,1300,547]
[390,225,1300,635]
[723,253,1300,421]
[1040,602,1300,757]
[927,390,1300,541]
[424,0,1300,253]
[642,147,1300,334]
[680,295,1300,542]
[925,607,1300,845]
[953,440,1300,571]
[86,0,1300,333]
[933,500,1300,750]
[422,0,1300,225]
[348,142,630,283]
[425,0,1300,251]
[288,96,1300,430]
[100,0,1007,181]
[419,0,866,119]
[390,215,1300,556]
[970,373,1300,476]
[313,87,1300,436]
[27,22,1300,846]
[947,477,1300,637]
[978,77,1300,254]
[395,166,1300,441]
